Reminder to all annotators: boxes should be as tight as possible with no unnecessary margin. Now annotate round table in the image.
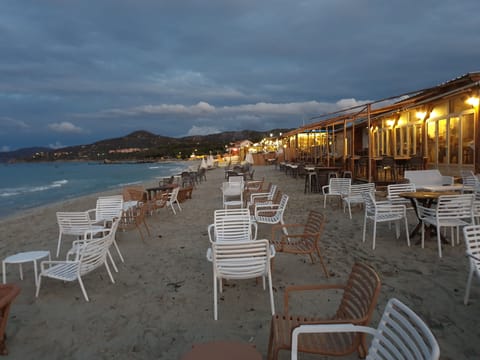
[181,341,262,360]
[2,250,51,287]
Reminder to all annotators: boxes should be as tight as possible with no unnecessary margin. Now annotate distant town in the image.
[0,129,292,163]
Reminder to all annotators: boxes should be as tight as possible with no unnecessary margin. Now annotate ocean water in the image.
[0,161,188,219]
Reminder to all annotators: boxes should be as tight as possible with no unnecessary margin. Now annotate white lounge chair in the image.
[36,220,118,302]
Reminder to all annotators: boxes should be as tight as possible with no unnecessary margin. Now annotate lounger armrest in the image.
[207,223,215,243]
[40,260,78,271]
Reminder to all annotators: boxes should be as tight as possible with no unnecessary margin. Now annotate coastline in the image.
[0,165,478,359]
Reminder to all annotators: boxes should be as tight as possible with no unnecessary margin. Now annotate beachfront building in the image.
[281,72,480,182]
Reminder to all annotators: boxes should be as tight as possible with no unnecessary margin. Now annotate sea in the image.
[0,161,189,219]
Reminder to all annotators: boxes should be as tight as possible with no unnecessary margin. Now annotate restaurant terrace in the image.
[277,72,480,184]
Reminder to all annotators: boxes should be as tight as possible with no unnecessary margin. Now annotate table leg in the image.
[2,262,6,284]
[19,263,23,280]
[33,260,38,287]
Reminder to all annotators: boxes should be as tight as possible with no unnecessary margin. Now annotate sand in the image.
[0,165,479,359]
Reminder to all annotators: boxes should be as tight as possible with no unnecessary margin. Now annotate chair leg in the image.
[213,275,218,320]
[104,260,115,284]
[315,245,329,278]
[464,266,474,305]
[77,276,90,302]
[35,275,42,298]
[268,271,275,315]
[112,239,125,263]
[362,216,367,243]
[107,251,118,273]
[437,225,443,258]
[404,217,410,247]
[372,221,377,250]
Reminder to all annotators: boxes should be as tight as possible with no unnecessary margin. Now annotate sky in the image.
[1,0,479,151]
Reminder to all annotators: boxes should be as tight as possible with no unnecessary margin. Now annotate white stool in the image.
[3,250,51,287]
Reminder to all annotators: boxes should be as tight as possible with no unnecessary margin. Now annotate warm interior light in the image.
[386,119,395,127]
[466,96,480,107]
[416,111,427,120]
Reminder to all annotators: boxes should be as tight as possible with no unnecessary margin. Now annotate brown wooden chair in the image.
[0,284,21,355]
[267,262,381,360]
[270,210,329,278]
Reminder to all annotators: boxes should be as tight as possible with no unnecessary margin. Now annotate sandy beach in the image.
[1,165,479,359]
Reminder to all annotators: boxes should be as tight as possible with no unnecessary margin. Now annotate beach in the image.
[0,165,479,359]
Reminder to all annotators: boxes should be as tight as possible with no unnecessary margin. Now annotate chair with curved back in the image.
[166,187,182,214]
[267,262,381,360]
[362,192,410,250]
[342,182,376,219]
[416,194,474,258]
[291,298,440,360]
[210,239,275,320]
[36,219,119,302]
[462,225,480,305]
[322,178,351,209]
[254,193,289,235]
[270,210,329,277]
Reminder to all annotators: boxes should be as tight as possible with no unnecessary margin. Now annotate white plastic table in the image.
[3,250,51,286]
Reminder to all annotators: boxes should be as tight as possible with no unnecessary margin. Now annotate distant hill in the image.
[1,129,293,162]
[0,147,52,163]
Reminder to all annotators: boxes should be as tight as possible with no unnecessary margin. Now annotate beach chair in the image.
[416,194,474,258]
[56,211,106,258]
[342,182,376,219]
[270,210,329,277]
[166,187,182,214]
[322,178,351,209]
[0,284,21,355]
[291,298,440,360]
[36,220,118,302]
[88,195,125,263]
[462,225,480,304]
[210,239,275,320]
[267,262,381,360]
[253,193,289,235]
[362,192,410,250]
[119,202,151,241]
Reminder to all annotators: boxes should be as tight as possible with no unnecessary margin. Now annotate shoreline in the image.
[0,165,478,358]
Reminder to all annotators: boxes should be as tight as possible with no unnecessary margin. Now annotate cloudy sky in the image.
[1,0,479,151]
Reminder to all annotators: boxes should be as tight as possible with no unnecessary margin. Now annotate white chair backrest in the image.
[95,195,124,222]
[436,194,474,220]
[463,225,480,264]
[387,183,416,200]
[362,192,376,215]
[168,187,180,201]
[228,175,244,184]
[349,183,375,197]
[79,219,118,276]
[57,211,93,236]
[212,239,271,279]
[329,178,351,195]
[291,298,440,360]
[212,208,254,242]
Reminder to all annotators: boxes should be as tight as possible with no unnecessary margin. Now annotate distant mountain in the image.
[0,147,51,163]
[1,129,293,162]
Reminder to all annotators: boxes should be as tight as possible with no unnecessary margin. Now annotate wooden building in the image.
[281,72,480,182]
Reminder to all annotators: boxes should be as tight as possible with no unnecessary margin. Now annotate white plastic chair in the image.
[248,184,277,207]
[88,195,124,264]
[342,182,375,219]
[222,181,244,208]
[416,194,474,258]
[462,225,480,304]
[166,187,182,214]
[461,170,479,193]
[208,208,257,243]
[387,183,416,209]
[291,298,440,360]
[56,211,106,258]
[322,178,351,208]
[253,193,289,234]
[36,219,118,302]
[362,192,410,250]
[211,239,275,320]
